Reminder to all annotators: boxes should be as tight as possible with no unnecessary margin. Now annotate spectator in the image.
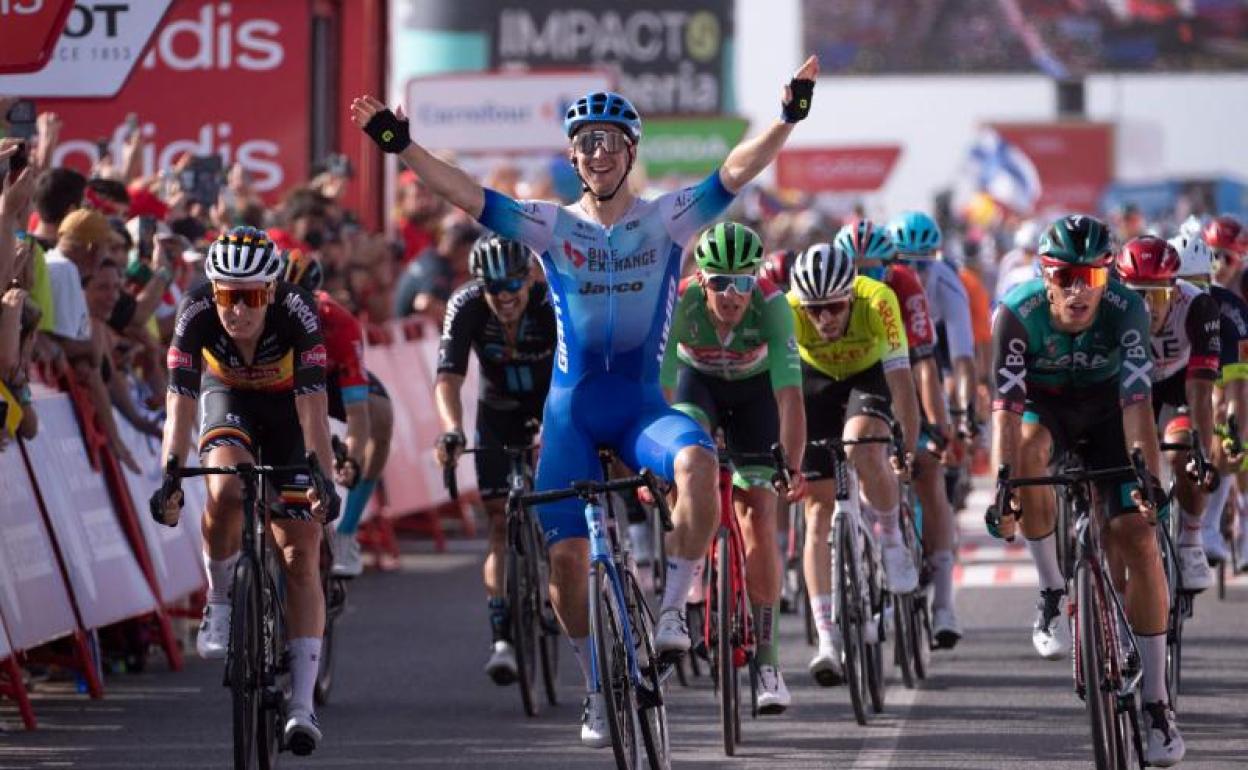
[85,177,130,218]
[394,169,445,262]
[83,259,160,438]
[0,285,39,442]
[31,167,86,250]
[392,218,479,323]
[45,208,112,350]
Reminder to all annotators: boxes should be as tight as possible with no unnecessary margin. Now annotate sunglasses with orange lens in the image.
[1042,263,1109,290]
[213,285,271,308]
[1133,286,1175,307]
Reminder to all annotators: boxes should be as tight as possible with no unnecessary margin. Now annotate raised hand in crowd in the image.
[34,111,61,170]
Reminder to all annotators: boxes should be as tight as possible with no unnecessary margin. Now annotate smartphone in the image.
[5,100,36,141]
[6,141,27,184]
[180,154,224,207]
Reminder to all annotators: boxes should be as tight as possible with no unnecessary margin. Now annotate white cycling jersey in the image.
[918,259,975,361]
[1150,279,1221,382]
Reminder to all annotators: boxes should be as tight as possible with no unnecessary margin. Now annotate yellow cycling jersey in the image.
[788,275,910,381]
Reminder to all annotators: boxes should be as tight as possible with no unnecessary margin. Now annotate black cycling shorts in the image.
[327,370,390,422]
[475,400,542,501]
[674,368,778,464]
[1023,382,1135,516]
[198,389,315,520]
[801,362,893,479]
[1150,370,1191,435]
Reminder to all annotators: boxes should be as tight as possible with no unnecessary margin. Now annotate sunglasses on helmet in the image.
[704,273,756,295]
[1041,263,1109,290]
[213,285,271,308]
[485,277,526,295]
[573,130,630,156]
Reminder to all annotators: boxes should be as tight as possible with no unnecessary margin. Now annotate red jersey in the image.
[885,264,936,359]
[314,290,368,396]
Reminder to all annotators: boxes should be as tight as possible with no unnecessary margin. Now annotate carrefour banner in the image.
[390,0,734,116]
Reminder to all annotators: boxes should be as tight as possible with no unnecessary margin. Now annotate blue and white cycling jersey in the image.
[478,172,735,386]
[916,259,975,362]
[478,171,735,544]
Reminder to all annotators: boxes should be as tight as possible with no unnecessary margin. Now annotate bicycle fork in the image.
[586,500,645,692]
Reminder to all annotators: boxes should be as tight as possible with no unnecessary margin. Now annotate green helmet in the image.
[694,222,764,274]
[1038,214,1114,265]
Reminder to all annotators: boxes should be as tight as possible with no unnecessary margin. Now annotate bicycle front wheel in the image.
[1077,560,1121,770]
[835,514,869,726]
[715,530,739,755]
[507,531,540,717]
[229,556,260,770]
[626,571,671,770]
[590,562,639,769]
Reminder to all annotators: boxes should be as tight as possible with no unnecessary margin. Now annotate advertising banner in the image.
[0,444,78,650]
[640,117,748,178]
[988,122,1114,214]
[23,395,157,630]
[775,146,903,193]
[404,70,613,153]
[0,0,75,74]
[21,0,310,200]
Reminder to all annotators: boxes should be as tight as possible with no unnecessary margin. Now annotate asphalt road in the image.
[2,483,1246,769]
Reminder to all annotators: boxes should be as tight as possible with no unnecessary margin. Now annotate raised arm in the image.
[350,96,485,218]
[718,55,819,194]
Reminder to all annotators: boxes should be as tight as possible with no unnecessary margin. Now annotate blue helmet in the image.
[834,219,897,263]
[886,211,943,259]
[563,91,642,142]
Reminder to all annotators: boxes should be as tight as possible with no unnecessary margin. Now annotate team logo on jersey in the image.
[283,292,320,334]
[167,347,193,370]
[300,344,328,368]
[563,241,587,268]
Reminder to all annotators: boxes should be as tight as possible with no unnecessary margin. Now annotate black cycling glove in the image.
[782,78,815,123]
[364,109,412,154]
[149,476,183,526]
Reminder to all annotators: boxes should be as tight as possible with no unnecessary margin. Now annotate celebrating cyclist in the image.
[659,221,806,714]
[149,226,340,756]
[1115,236,1221,593]
[989,215,1184,766]
[433,234,556,687]
[835,219,963,647]
[787,242,922,684]
[354,54,818,746]
[280,250,395,579]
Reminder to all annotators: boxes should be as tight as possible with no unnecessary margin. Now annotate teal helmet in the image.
[1038,214,1114,265]
[886,211,942,259]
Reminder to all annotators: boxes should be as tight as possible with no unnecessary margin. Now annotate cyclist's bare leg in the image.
[801,480,837,646]
[1164,424,1205,547]
[1017,423,1064,594]
[735,486,780,665]
[482,498,507,598]
[660,445,719,616]
[202,443,251,560]
[846,415,898,534]
[915,451,957,610]
[270,519,326,639]
[362,392,393,478]
[1105,512,1170,704]
[548,537,591,688]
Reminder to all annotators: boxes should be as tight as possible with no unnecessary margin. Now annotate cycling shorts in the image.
[534,372,715,545]
[801,362,893,480]
[1022,382,1136,516]
[475,401,542,502]
[674,368,778,490]
[1150,371,1193,437]
[327,370,390,422]
[198,388,316,520]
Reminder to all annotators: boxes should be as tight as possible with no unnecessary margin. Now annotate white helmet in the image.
[1179,215,1206,239]
[1013,219,1041,253]
[1169,232,1212,280]
[205,226,283,284]
[791,242,855,302]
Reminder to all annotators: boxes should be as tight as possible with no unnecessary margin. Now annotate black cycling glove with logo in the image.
[364,109,412,154]
[782,78,815,123]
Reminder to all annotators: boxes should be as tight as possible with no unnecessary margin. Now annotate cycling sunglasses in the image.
[704,273,756,295]
[485,277,526,295]
[801,297,851,318]
[1041,263,1109,290]
[1133,285,1175,307]
[573,130,631,156]
[213,285,271,308]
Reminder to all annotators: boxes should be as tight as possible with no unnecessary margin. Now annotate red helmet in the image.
[1115,236,1181,286]
[1204,215,1244,253]
[760,249,795,289]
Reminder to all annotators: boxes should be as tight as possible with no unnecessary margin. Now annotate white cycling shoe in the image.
[485,640,518,685]
[932,606,963,650]
[196,603,231,660]
[331,530,364,578]
[1143,701,1185,767]
[756,665,791,715]
[1238,528,1248,572]
[1032,589,1070,661]
[1177,543,1213,593]
[882,542,919,594]
[580,693,610,749]
[654,607,691,656]
[808,637,844,687]
[284,707,322,756]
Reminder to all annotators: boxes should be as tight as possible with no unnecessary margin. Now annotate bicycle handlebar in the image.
[520,469,665,507]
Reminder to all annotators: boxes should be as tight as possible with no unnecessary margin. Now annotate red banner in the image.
[40,0,310,201]
[776,146,903,193]
[0,0,73,74]
[988,122,1115,213]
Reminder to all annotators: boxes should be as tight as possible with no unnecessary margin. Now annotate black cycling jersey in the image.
[436,280,556,410]
[167,282,327,399]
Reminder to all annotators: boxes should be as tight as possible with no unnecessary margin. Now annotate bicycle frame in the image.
[703,463,755,667]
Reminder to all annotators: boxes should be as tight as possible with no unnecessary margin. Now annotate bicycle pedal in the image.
[261,686,285,710]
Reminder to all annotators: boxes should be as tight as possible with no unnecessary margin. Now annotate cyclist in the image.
[354,55,819,746]
[886,211,979,491]
[1172,229,1248,567]
[1115,236,1220,592]
[989,215,1183,766]
[760,249,797,291]
[280,250,394,578]
[658,221,806,714]
[433,234,556,687]
[788,242,922,684]
[149,226,340,756]
[995,219,1042,303]
[835,219,963,647]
